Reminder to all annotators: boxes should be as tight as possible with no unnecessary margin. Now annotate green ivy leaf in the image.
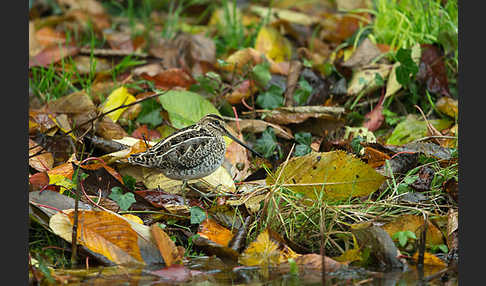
[254,127,281,159]
[252,61,271,88]
[293,79,313,105]
[256,84,284,109]
[190,206,206,224]
[122,175,136,190]
[294,132,312,146]
[136,99,163,128]
[395,48,419,86]
[294,144,312,156]
[108,187,136,211]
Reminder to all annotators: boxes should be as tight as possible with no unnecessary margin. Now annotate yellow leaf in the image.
[239,228,299,266]
[412,252,447,267]
[49,210,144,265]
[382,214,444,246]
[254,26,292,63]
[122,214,144,225]
[100,86,136,122]
[48,173,75,194]
[267,151,386,201]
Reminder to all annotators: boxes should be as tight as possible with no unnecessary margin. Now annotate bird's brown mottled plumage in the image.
[127,114,262,181]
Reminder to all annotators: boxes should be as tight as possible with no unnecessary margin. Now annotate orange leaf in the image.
[47,162,75,180]
[197,218,234,247]
[51,210,145,265]
[412,252,447,267]
[150,224,184,267]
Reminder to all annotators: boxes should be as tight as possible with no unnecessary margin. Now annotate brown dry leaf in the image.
[79,158,124,185]
[225,140,251,182]
[225,80,257,105]
[48,91,96,114]
[226,119,293,140]
[267,151,385,201]
[261,106,345,125]
[72,55,112,75]
[382,214,444,246]
[239,228,299,267]
[140,68,196,90]
[150,224,184,267]
[29,172,50,191]
[362,146,390,168]
[29,44,79,68]
[197,218,234,247]
[50,210,144,265]
[47,161,75,180]
[29,138,54,172]
[96,116,128,140]
[254,26,292,63]
[342,38,383,69]
[320,13,370,43]
[29,109,58,134]
[58,0,106,14]
[35,26,67,47]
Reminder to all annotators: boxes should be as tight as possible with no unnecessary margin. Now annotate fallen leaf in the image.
[197,218,234,247]
[382,214,444,247]
[255,26,292,63]
[249,5,320,26]
[417,44,450,97]
[239,228,299,267]
[151,224,184,266]
[347,63,392,96]
[227,118,294,140]
[29,44,79,68]
[29,138,54,172]
[50,210,145,265]
[386,115,452,145]
[158,90,220,129]
[342,38,383,69]
[363,92,385,131]
[436,96,458,119]
[35,26,67,47]
[140,68,196,90]
[412,252,447,267]
[100,86,136,122]
[267,151,386,201]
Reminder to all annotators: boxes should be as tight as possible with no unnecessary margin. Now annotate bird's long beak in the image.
[223,129,264,159]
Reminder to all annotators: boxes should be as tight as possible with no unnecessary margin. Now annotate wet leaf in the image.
[267,151,386,201]
[100,86,136,123]
[150,224,184,267]
[382,214,444,247]
[50,210,145,265]
[412,252,447,267]
[254,26,292,63]
[197,218,234,247]
[158,90,220,129]
[386,115,452,145]
[239,228,299,267]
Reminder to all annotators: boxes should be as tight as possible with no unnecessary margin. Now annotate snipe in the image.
[128,114,262,195]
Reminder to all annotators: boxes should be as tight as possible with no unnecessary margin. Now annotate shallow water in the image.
[48,256,457,286]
